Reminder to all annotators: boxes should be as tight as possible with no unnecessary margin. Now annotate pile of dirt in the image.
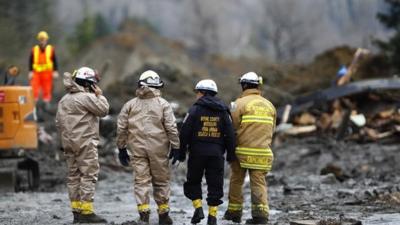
[58,21,384,114]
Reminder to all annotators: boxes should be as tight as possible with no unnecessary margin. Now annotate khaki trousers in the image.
[64,143,99,203]
[227,160,269,218]
[132,148,171,213]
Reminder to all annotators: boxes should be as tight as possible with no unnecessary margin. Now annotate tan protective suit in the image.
[116,86,180,214]
[227,88,276,218]
[56,73,109,213]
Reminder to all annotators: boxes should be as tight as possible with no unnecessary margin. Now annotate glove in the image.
[118,148,130,166]
[178,149,186,162]
[169,148,183,165]
[226,153,237,163]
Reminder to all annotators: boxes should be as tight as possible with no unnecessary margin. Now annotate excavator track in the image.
[0,155,40,192]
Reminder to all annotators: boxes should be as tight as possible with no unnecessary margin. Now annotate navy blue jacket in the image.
[179,95,236,161]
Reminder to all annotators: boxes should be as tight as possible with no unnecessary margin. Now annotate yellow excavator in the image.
[0,85,39,191]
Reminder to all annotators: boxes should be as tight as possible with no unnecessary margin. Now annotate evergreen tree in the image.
[68,13,111,55]
[0,0,53,59]
[376,0,400,73]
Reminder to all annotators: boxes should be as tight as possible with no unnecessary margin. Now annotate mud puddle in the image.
[362,214,400,225]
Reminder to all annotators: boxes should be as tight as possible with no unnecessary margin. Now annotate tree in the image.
[376,0,400,73]
[258,0,314,62]
[181,0,220,57]
[68,13,111,55]
[0,0,54,59]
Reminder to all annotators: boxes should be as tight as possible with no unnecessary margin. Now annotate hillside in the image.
[55,0,389,61]
[53,19,391,115]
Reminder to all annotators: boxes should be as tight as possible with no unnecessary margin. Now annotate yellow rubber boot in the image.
[79,201,107,223]
[138,204,150,223]
[70,201,81,223]
[71,200,81,212]
[158,203,170,214]
[158,203,173,225]
[208,206,218,225]
[191,199,205,224]
[80,201,94,215]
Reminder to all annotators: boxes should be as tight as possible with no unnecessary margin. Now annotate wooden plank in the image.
[284,125,317,135]
[290,220,318,225]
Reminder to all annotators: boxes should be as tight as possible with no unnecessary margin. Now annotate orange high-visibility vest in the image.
[32,45,54,72]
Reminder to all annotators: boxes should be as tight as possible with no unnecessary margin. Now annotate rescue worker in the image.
[334,65,348,86]
[223,72,276,224]
[56,67,109,223]
[175,79,235,225]
[3,65,20,85]
[116,70,180,225]
[29,31,59,103]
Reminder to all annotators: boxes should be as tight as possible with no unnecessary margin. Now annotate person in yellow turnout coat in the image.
[223,72,276,225]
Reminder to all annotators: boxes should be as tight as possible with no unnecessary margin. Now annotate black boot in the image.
[245,217,268,224]
[139,211,150,224]
[158,212,173,225]
[72,212,80,223]
[223,210,242,223]
[207,215,217,225]
[79,213,107,223]
[191,207,205,224]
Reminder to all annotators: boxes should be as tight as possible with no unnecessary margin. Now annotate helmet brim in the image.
[239,79,260,85]
[138,80,164,88]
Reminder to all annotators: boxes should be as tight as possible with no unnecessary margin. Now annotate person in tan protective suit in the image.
[116,70,180,225]
[56,67,109,224]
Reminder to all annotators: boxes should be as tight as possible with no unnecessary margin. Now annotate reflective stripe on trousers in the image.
[228,202,242,211]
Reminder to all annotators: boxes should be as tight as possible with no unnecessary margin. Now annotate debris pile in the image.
[276,78,400,143]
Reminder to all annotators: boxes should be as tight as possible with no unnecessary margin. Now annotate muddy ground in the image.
[1,129,400,225]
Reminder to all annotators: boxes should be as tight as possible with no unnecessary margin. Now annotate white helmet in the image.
[73,67,98,84]
[138,70,164,88]
[239,72,263,85]
[195,79,218,93]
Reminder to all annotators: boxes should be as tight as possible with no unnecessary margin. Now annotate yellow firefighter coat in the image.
[231,89,276,171]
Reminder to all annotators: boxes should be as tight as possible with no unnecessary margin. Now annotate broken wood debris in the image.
[276,80,400,142]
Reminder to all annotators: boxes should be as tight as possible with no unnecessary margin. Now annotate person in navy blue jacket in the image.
[171,79,235,225]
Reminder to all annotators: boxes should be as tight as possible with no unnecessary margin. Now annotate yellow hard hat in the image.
[37,31,49,41]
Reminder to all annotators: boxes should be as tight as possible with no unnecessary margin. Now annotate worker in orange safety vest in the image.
[29,31,59,103]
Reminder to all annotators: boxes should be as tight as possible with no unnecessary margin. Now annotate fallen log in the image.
[283,125,317,135]
[364,128,395,140]
[294,112,316,125]
[290,220,318,225]
[277,78,400,120]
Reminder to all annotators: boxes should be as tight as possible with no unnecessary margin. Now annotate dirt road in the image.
[1,137,399,225]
